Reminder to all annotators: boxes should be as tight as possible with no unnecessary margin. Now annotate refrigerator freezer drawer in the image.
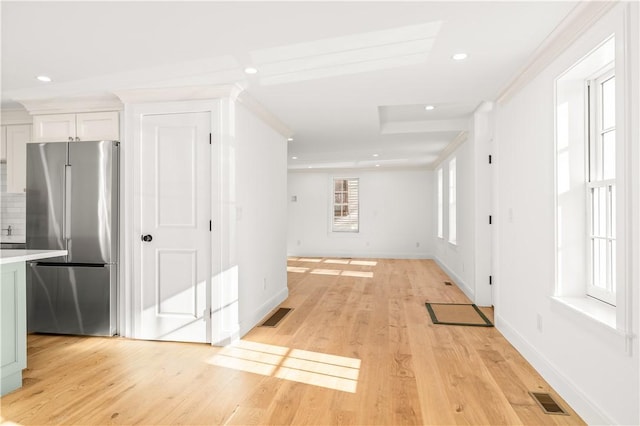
[27,263,116,336]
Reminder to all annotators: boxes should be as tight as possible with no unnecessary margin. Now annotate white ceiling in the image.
[1,1,578,170]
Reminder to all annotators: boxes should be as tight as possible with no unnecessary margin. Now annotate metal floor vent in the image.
[529,392,569,415]
[260,308,293,327]
[444,281,453,286]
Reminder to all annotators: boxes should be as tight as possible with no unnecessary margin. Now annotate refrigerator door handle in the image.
[64,164,72,240]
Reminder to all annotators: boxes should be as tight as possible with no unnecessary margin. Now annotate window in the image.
[587,68,616,305]
[332,178,359,232]
[448,158,456,244]
[437,168,443,238]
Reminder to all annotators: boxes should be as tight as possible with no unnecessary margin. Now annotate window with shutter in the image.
[332,178,359,232]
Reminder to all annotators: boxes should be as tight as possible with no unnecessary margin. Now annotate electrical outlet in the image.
[537,314,543,332]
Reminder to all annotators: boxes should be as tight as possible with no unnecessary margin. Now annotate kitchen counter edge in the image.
[0,250,68,265]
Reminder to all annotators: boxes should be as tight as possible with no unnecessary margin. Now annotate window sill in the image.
[550,295,616,331]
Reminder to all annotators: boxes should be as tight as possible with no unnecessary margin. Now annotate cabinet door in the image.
[0,261,27,396]
[6,125,31,193]
[0,126,6,162]
[76,112,119,141]
[33,114,76,142]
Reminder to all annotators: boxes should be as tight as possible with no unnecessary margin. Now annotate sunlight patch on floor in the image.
[207,340,360,393]
[287,266,309,273]
[0,416,22,426]
[310,269,341,276]
[349,260,377,266]
[309,269,373,278]
[341,270,374,278]
[324,259,350,264]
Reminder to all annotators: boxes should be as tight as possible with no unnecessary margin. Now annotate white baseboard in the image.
[238,286,289,337]
[433,257,475,301]
[286,250,433,260]
[495,314,614,425]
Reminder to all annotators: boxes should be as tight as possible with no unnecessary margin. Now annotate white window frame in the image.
[331,177,359,233]
[448,158,457,245]
[437,168,443,238]
[586,67,616,305]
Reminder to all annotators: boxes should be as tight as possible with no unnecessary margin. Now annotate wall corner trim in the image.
[496,1,618,104]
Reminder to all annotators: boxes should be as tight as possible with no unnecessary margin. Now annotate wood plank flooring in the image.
[1,258,585,425]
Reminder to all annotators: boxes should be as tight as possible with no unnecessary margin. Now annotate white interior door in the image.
[139,112,211,343]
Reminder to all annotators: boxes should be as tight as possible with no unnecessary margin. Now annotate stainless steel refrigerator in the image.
[26,140,119,336]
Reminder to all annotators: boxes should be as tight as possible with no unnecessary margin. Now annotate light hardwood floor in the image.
[1,258,585,425]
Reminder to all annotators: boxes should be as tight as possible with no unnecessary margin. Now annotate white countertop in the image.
[0,250,68,265]
[1,236,26,244]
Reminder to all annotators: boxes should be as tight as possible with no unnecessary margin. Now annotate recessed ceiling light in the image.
[375,164,380,167]
[425,105,435,111]
[244,67,258,74]
[36,75,52,82]
[291,156,298,160]
[372,153,379,157]
[452,53,468,61]
[308,166,313,169]
[287,137,293,142]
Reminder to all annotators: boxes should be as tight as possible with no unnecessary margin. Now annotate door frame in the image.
[121,99,222,342]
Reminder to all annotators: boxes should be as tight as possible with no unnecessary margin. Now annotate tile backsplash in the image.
[0,163,26,240]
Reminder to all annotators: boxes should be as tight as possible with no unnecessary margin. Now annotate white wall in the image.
[434,137,476,299]
[494,3,639,424]
[287,168,433,259]
[232,102,288,336]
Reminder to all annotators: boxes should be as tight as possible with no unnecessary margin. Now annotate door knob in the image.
[141,234,153,242]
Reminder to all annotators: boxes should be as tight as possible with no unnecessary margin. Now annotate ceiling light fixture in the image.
[287,137,293,142]
[452,53,468,61]
[36,75,52,82]
[425,105,435,111]
[372,153,379,157]
[291,156,298,160]
[375,164,380,167]
[244,67,258,74]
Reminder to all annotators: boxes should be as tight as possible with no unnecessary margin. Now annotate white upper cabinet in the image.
[33,111,119,142]
[76,112,120,141]
[4,124,32,193]
[32,114,75,142]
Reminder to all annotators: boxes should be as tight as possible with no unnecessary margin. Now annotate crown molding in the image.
[431,131,468,169]
[115,83,292,138]
[497,0,619,104]
[113,84,241,104]
[235,90,293,138]
[0,108,32,125]
[16,94,123,115]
